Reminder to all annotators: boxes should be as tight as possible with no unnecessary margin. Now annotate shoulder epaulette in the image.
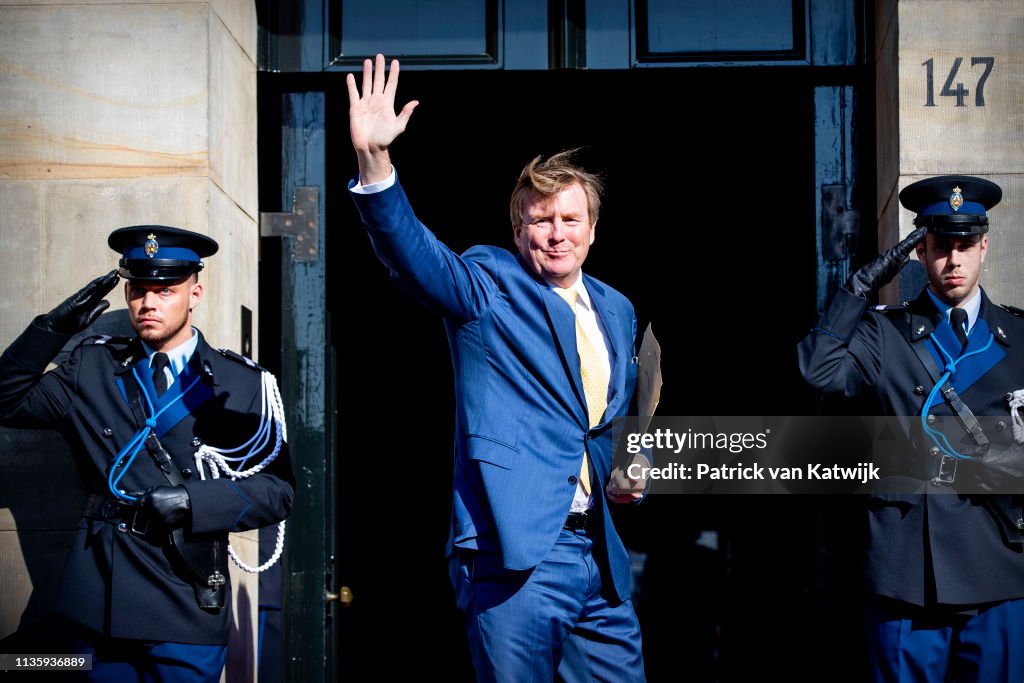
[871,302,909,313]
[84,334,133,346]
[218,348,267,373]
[81,335,135,363]
[1000,304,1024,318]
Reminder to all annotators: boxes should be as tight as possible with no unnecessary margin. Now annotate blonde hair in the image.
[509,149,604,228]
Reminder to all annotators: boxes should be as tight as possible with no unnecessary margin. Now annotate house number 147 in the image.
[922,57,995,107]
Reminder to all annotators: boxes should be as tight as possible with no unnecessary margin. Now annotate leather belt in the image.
[564,511,589,531]
[82,494,155,537]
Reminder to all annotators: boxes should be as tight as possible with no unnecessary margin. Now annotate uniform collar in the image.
[141,328,199,375]
[925,289,981,335]
[908,286,1012,346]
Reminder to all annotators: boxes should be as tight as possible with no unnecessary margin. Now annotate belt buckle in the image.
[100,499,121,519]
[130,509,151,536]
[565,512,588,531]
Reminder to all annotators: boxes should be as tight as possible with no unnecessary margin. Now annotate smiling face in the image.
[916,233,988,306]
[125,275,202,351]
[513,183,596,288]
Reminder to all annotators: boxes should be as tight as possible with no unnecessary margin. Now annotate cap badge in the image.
[144,233,159,258]
[949,186,964,212]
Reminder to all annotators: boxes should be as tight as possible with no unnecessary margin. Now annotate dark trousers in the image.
[73,627,226,683]
[866,595,1024,683]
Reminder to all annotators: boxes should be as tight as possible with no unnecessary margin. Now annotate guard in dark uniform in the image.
[0,226,294,682]
[798,176,1024,682]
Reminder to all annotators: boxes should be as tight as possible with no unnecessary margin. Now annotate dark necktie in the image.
[950,307,969,351]
[151,352,170,397]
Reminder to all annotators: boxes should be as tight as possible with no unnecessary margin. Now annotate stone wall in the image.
[877,0,1023,306]
[0,1,261,679]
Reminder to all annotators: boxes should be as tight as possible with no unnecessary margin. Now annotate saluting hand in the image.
[38,270,120,336]
[346,53,419,185]
[845,226,927,298]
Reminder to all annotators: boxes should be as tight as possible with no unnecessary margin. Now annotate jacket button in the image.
[102,427,113,438]
[913,386,925,396]
[182,468,193,479]
[996,421,1007,432]
[568,475,577,485]
[191,437,202,447]
[928,447,940,457]
[926,415,936,425]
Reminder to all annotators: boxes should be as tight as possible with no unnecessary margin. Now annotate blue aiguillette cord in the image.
[920,331,994,460]
[107,367,201,502]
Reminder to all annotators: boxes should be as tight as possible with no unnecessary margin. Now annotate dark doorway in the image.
[263,64,862,680]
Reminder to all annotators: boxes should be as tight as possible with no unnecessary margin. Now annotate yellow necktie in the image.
[556,289,609,496]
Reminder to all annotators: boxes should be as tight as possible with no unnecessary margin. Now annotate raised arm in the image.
[345,54,499,323]
[346,53,419,185]
[797,227,926,395]
[0,271,120,426]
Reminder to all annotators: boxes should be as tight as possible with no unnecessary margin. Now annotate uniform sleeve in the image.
[182,373,295,534]
[797,287,885,398]
[0,318,79,428]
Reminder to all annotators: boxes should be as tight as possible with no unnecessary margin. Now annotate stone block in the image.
[0,3,209,180]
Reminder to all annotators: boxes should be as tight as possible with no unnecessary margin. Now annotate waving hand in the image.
[346,53,419,185]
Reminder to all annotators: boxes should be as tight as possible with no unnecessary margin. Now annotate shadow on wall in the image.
[0,310,135,652]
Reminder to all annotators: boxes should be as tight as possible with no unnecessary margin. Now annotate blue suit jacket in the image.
[351,180,639,601]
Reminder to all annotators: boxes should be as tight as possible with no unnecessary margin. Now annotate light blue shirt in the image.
[927,289,981,337]
[143,329,199,390]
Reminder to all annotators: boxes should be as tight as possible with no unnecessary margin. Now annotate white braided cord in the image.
[193,370,287,574]
[1009,389,1024,444]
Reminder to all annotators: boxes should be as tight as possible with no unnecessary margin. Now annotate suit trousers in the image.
[450,525,646,683]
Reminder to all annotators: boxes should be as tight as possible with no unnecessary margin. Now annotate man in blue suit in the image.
[346,54,647,681]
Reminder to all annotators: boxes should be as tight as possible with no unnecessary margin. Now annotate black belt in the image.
[82,494,156,537]
[564,511,589,531]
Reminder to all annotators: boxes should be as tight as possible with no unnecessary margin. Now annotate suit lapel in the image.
[541,287,587,412]
[583,276,623,420]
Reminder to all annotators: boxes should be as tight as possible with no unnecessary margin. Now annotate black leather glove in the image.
[844,226,927,298]
[38,270,120,335]
[139,485,192,529]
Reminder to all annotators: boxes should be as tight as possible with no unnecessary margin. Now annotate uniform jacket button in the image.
[103,427,113,438]
[913,386,925,396]
[568,475,577,485]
